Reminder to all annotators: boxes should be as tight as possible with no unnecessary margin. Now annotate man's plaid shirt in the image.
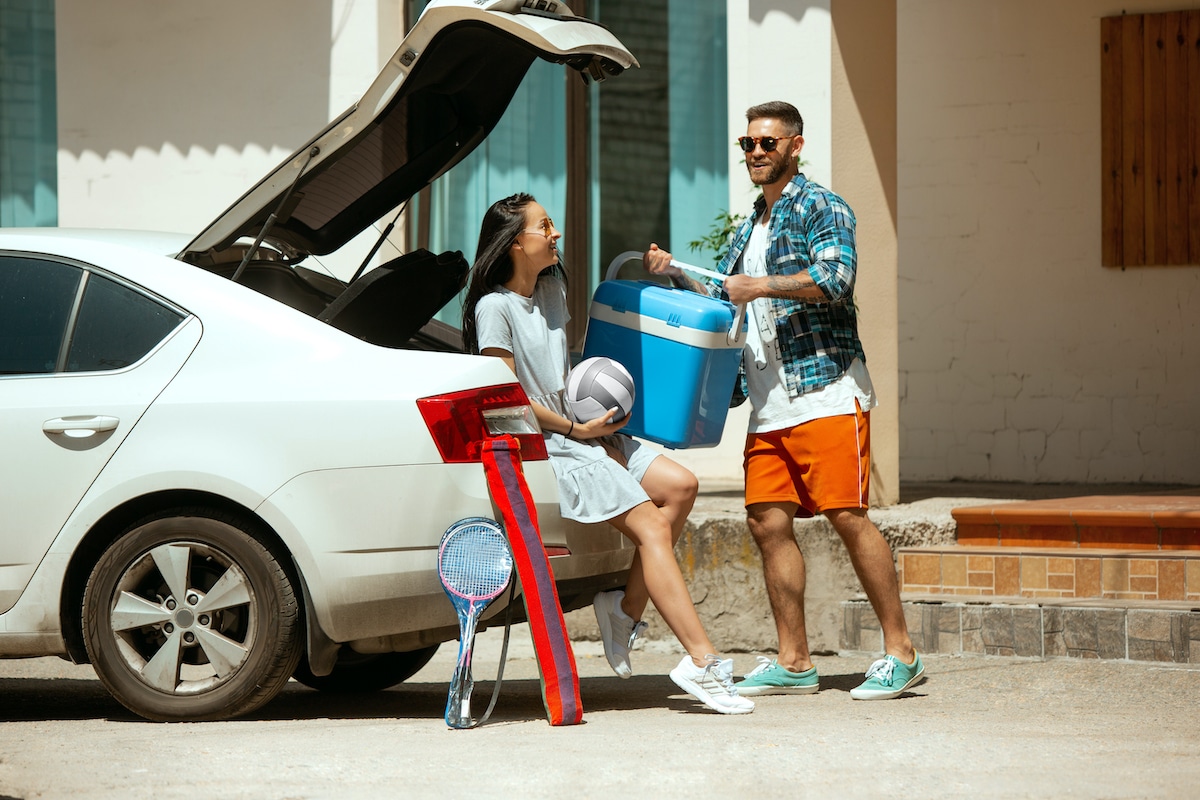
[708,173,866,400]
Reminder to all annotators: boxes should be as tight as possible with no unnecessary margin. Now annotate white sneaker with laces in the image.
[593,590,647,679]
[669,654,755,715]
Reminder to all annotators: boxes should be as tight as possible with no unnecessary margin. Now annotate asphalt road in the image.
[1,627,1197,799]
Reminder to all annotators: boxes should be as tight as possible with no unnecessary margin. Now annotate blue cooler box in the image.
[582,280,744,449]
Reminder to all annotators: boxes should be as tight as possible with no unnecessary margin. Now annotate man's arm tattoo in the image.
[763,274,826,301]
[670,272,707,294]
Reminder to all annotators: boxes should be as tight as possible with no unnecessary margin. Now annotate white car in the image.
[0,0,637,722]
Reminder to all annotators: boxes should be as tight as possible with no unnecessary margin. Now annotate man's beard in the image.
[747,154,790,186]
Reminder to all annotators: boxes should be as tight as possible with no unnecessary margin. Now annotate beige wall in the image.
[898,0,1200,484]
[55,0,401,256]
[833,0,899,504]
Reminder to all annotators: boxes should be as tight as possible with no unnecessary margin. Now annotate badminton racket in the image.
[438,517,514,729]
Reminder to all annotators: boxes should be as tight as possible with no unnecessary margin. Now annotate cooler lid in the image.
[589,280,738,335]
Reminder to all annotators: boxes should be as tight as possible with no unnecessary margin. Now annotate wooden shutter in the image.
[1101,11,1200,267]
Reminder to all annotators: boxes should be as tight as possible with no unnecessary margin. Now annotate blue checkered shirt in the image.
[709,173,866,400]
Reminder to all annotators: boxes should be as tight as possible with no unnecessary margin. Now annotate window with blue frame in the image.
[408,0,727,332]
[0,0,57,227]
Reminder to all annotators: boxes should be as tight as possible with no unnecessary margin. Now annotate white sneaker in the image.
[669,655,755,715]
[593,590,647,679]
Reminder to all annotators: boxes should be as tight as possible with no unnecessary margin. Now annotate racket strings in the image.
[439,528,513,600]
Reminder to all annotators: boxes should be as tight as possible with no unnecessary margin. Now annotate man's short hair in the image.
[746,101,804,137]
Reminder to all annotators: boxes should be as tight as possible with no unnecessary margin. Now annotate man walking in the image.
[645,101,923,700]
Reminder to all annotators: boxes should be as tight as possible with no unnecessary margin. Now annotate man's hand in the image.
[722,273,762,305]
[643,243,681,278]
[644,242,709,294]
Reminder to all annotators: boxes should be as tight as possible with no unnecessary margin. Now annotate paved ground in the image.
[2,627,1198,799]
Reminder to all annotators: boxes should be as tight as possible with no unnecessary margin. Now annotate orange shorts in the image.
[743,403,871,517]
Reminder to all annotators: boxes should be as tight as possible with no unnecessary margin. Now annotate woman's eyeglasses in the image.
[520,218,556,237]
[736,135,799,153]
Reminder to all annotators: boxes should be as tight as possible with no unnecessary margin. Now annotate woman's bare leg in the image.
[621,457,698,620]
[611,500,713,665]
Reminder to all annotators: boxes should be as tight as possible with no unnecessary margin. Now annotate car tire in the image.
[82,511,302,722]
[292,645,440,693]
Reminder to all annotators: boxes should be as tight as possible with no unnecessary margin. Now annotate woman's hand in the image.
[571,408,628,439]
[477,345,630,440]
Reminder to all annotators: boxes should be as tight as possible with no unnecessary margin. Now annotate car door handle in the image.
[43,415,120,437]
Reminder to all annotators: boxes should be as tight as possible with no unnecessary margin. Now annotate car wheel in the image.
[292,645,440,693]
[82,512,302,722]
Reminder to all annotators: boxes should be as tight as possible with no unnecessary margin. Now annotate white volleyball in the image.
[565,356,636,424]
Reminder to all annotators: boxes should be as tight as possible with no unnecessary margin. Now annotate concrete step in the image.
[898,495,1200,603]
[951,495,1200,549]
[573,485,1200,659]
[841,494,1200,665]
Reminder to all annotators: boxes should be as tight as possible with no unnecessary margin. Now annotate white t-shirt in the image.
[740,219,877,434]
[474,277,572,418]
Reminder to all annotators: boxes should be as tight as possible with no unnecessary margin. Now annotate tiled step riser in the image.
[842,600,1200,664]
[899,548,1200,602]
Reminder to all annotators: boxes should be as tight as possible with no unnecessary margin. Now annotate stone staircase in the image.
[842,495,1200,664]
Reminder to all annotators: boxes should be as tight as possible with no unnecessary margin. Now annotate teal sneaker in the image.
[849,652,925,700]
[734,657,819,696]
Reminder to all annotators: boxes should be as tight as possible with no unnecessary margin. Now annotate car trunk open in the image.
[177,1,636,351]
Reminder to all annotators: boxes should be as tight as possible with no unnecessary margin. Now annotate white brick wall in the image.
[898,0,1200,484]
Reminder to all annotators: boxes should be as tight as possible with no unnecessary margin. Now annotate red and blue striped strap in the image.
[481,436,583,726]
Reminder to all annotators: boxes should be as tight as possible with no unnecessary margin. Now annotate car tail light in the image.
[417,383,549,463]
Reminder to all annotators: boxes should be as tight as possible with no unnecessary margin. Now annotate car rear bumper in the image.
[259,461,633,645]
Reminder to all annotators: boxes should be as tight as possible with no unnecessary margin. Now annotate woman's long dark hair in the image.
[460,192,566,354]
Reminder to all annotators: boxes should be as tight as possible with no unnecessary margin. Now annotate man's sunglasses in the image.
[736,135,799,153]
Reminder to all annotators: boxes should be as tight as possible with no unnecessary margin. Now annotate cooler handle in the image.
[604,251,745,345]
[606,250,650,282]
[728,303,746,346]
[606,250,733,284]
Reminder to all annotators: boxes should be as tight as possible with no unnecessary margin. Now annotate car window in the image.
[0,255,185,376]
[0,256,82,375]
[67,272,185,372]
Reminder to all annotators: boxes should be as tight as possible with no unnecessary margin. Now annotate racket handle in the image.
[445,613,480,729]
[446,661,474,728]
